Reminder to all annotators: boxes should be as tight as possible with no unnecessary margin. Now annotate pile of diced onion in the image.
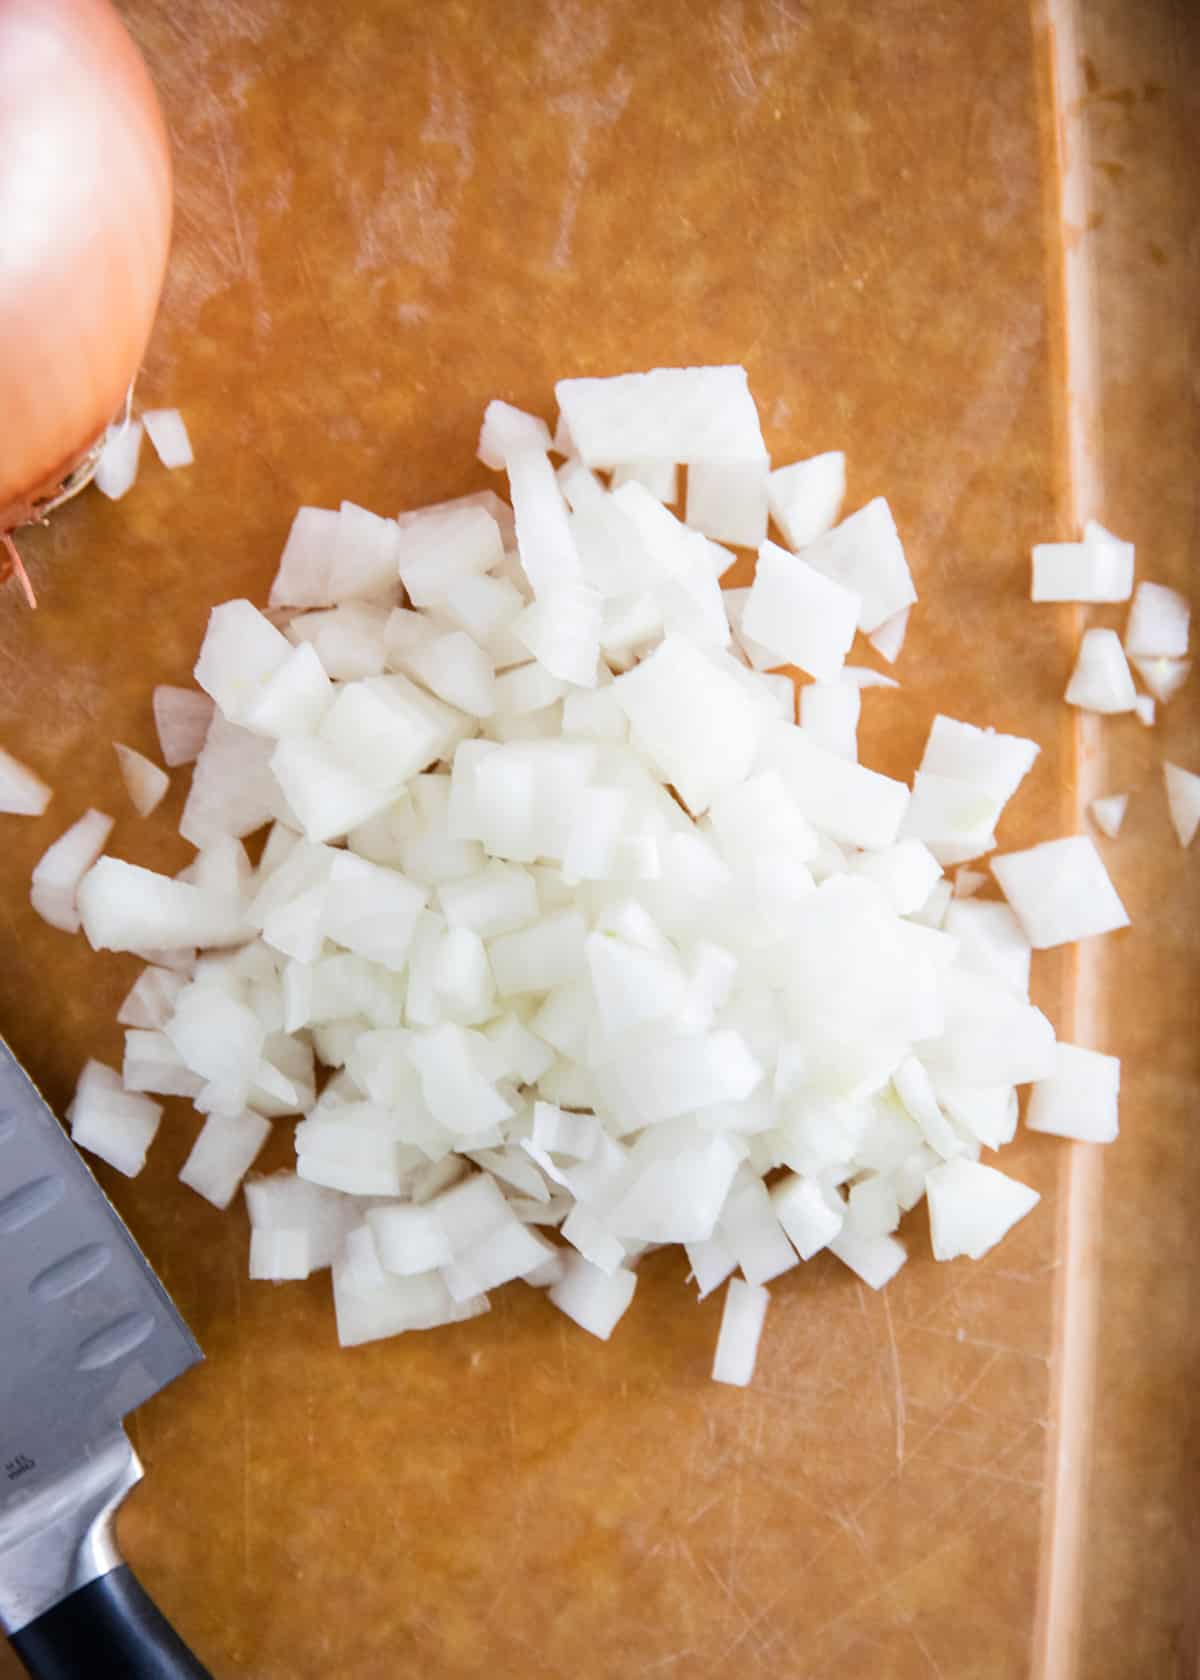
[12,366,1164,1388]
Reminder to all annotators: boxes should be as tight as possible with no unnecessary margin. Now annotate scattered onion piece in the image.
[1065,627,1137,714]
[95,419,144,501]
[1164,762,1200,849]
[1125,581,1190,659]
[1132,655,1190,705]
[712,1277,770,1387]
[0,745,52,815]
[1026,1043,1120,1143]
[31,807,113,932]
[114,741,169,817]
[143,408,194,469]
[1089,794,1128,840]
[153,685,215,767]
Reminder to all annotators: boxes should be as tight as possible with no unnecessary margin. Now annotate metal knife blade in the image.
[0,1035,202,1642]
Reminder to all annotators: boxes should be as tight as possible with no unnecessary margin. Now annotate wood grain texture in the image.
[0,0,1185,1674]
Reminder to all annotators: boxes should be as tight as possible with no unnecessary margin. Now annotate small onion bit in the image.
[0,0,173,593]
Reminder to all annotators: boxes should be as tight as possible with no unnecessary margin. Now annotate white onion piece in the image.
[850,840,942,915]
[555,367,765,468]
[926,1159,1039,1260]
[828,1226,907,1290]
[767,451,845,551]
[936,1080,1018,1150]
[68,1059,161,1178]
[1164,762,1200,848]
[843,665,901,690]
[613,635,761,816]
[799,498,916,633]
[548,1252,637,1340]
[0,745,51,815]
[117,964,187,1029]
[290,605,389,681]
[195,600,293,728]
[142,408,193,469]
[685,458,769,549]
[1135,694,1156,728]
[94,419,143,501]
[1089,794,1128,840]
[943,899,1032,996]
[991,836,1129,948]
[847,1175,902,1237]
[923,969,1055,1084]
[245,1170,357,1275]
[1026,1042,1120,1143]
[478,400,552,471]
[685,1233,737,1299]
[31,808,113,932]
[902,772,1004,858]
[240,643,333,741]
[114,743,169,817]
[97,1001,185,1099]
[911,877,953,928]
[333,1258,488,1348]
[397,489,515,552]
[397,508,500,608]
[868,605,910,664]
[918,714,1039,808]
[179,1110,270,1209]
[1125,580,1190,658]
[1065,628,1137,714]
[743,539,859,682]
[610,459,678,504]
[719,1170,798,1284]
[249,1228,311,1282]
[723,585,780,671]
[712,1278,770,1387]
[153,686,214,767]
[770,1173,842,1259]
[1131,656,1190,705]
[79,857,252,953]
[763,723,909,850]
[1031,521,1133,602]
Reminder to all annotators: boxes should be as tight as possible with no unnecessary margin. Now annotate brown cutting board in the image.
[0,2,1195,1675]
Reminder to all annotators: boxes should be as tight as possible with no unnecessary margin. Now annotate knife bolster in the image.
[0,1430,139,1636]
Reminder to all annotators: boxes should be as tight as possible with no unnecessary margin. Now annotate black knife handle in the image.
[10,1564,211,1680]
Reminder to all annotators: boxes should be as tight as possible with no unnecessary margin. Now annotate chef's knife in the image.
[0,1036,210,1678]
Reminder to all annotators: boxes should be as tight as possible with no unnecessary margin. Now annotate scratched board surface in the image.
[0,2,1194,1676]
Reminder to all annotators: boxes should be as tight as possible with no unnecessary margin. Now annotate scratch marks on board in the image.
[882,1289,907,1466]
[548,74,633,270]
[353,54,476,282]
[709,0,810,110]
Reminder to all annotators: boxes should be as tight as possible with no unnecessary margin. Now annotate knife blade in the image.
[0,1036,210,1678]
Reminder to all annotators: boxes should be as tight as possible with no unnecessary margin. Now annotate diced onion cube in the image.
[991,836,1129,948]
[1164,762,1200,848]
[548,1252,637,1340]
[711,1278,770,1387]
[1026,1042,1120,1143]
[1125,580,1189,658]
[142,408,194,469]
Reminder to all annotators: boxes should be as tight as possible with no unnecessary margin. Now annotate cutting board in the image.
[0,2,1195,1675]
